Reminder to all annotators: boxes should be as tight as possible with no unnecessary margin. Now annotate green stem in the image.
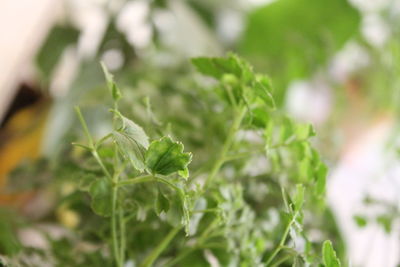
[111,185,121,267]
[92,150,112,179]
[204,106,246,188]
[75,106,112,179]
[75,106,94,148]
[119,204,126,266]
[140,227,181,267]
[265,212,298,266]
[117,175,154,186]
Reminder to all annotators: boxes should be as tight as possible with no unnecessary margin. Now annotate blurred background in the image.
[0,0,399,266]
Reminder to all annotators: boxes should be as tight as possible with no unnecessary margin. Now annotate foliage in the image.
[3,54,340,266]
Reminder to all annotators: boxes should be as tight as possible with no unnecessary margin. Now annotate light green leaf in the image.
[322,240,341,267]
[89,179,112,217]
[293,184,305,211]
[101,61,122,101]
[191,53,253,82]
[295,123,316,140]
[178,168,189,179]
[353,215,367,228]
[240,0,360,103]
[316,163,328,196]
[113,113,149,171]
[253,80,275,109]
[145,136,192,178]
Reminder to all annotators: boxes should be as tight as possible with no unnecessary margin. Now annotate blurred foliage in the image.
[239,0,360,103]
[2,0,400,266]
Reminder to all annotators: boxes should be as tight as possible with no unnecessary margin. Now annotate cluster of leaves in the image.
[36,54,341,267]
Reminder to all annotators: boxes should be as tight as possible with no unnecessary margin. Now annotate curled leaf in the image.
[113,113,149,172]
[101,61,122,101]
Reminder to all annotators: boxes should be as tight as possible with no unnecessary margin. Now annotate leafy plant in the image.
[63,53,341,266]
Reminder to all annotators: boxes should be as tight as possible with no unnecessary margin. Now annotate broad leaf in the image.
[145,136,192,178]
[239,0,360,103]
[89,179,112,217]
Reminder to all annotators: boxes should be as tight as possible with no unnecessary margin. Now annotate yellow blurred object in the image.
[56,205,80,229]
[0,100,50,207]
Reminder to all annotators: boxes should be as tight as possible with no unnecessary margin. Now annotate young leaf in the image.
[113,113,149,171]
[101,62,122,101]
[353,215,367,228]
[89,179,113,217]
[145,136,192,178]
[191,57,226,79]
[253,76,275,108]
[322,240,341,267]
[316,163,328,196]
[293,184,305,211]
[191,53,253,82]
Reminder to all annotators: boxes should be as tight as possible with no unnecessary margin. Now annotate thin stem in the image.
[204,106,247,188]
[117,175,154,186]
[75,106,94,148]
[111,185,121,267]
[92,150,112,179]
[140,227,181,267]
[265,212,298,266]
[119,204,126,266]
[75,106,112,179]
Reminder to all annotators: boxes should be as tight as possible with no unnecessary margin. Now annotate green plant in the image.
[68,54,341,266]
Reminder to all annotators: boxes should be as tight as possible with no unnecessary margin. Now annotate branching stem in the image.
[204,105,247,188]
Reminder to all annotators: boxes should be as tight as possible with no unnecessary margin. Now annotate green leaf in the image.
[295,123,316,140]
[316,163,328,196]
[113,113,149,171]
[191,53,253,82]
[155,191,170,216]
[78,173,97,192]
[101,62,122,101]
[253,80,275,109]
[191,57,227,79]
[377,214,392,233]
[145,136,192,178]
[89,179,112,217]
[36,25,79,81]
[293,184,305,211]
[353,215,367,228]
[239,0,360,103]
[322,240,341,267]
[0,212,21,256]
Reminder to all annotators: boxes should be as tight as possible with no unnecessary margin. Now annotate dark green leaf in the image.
[89,179,112,217]
[155,191,170,215]
[145,136,192,178]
